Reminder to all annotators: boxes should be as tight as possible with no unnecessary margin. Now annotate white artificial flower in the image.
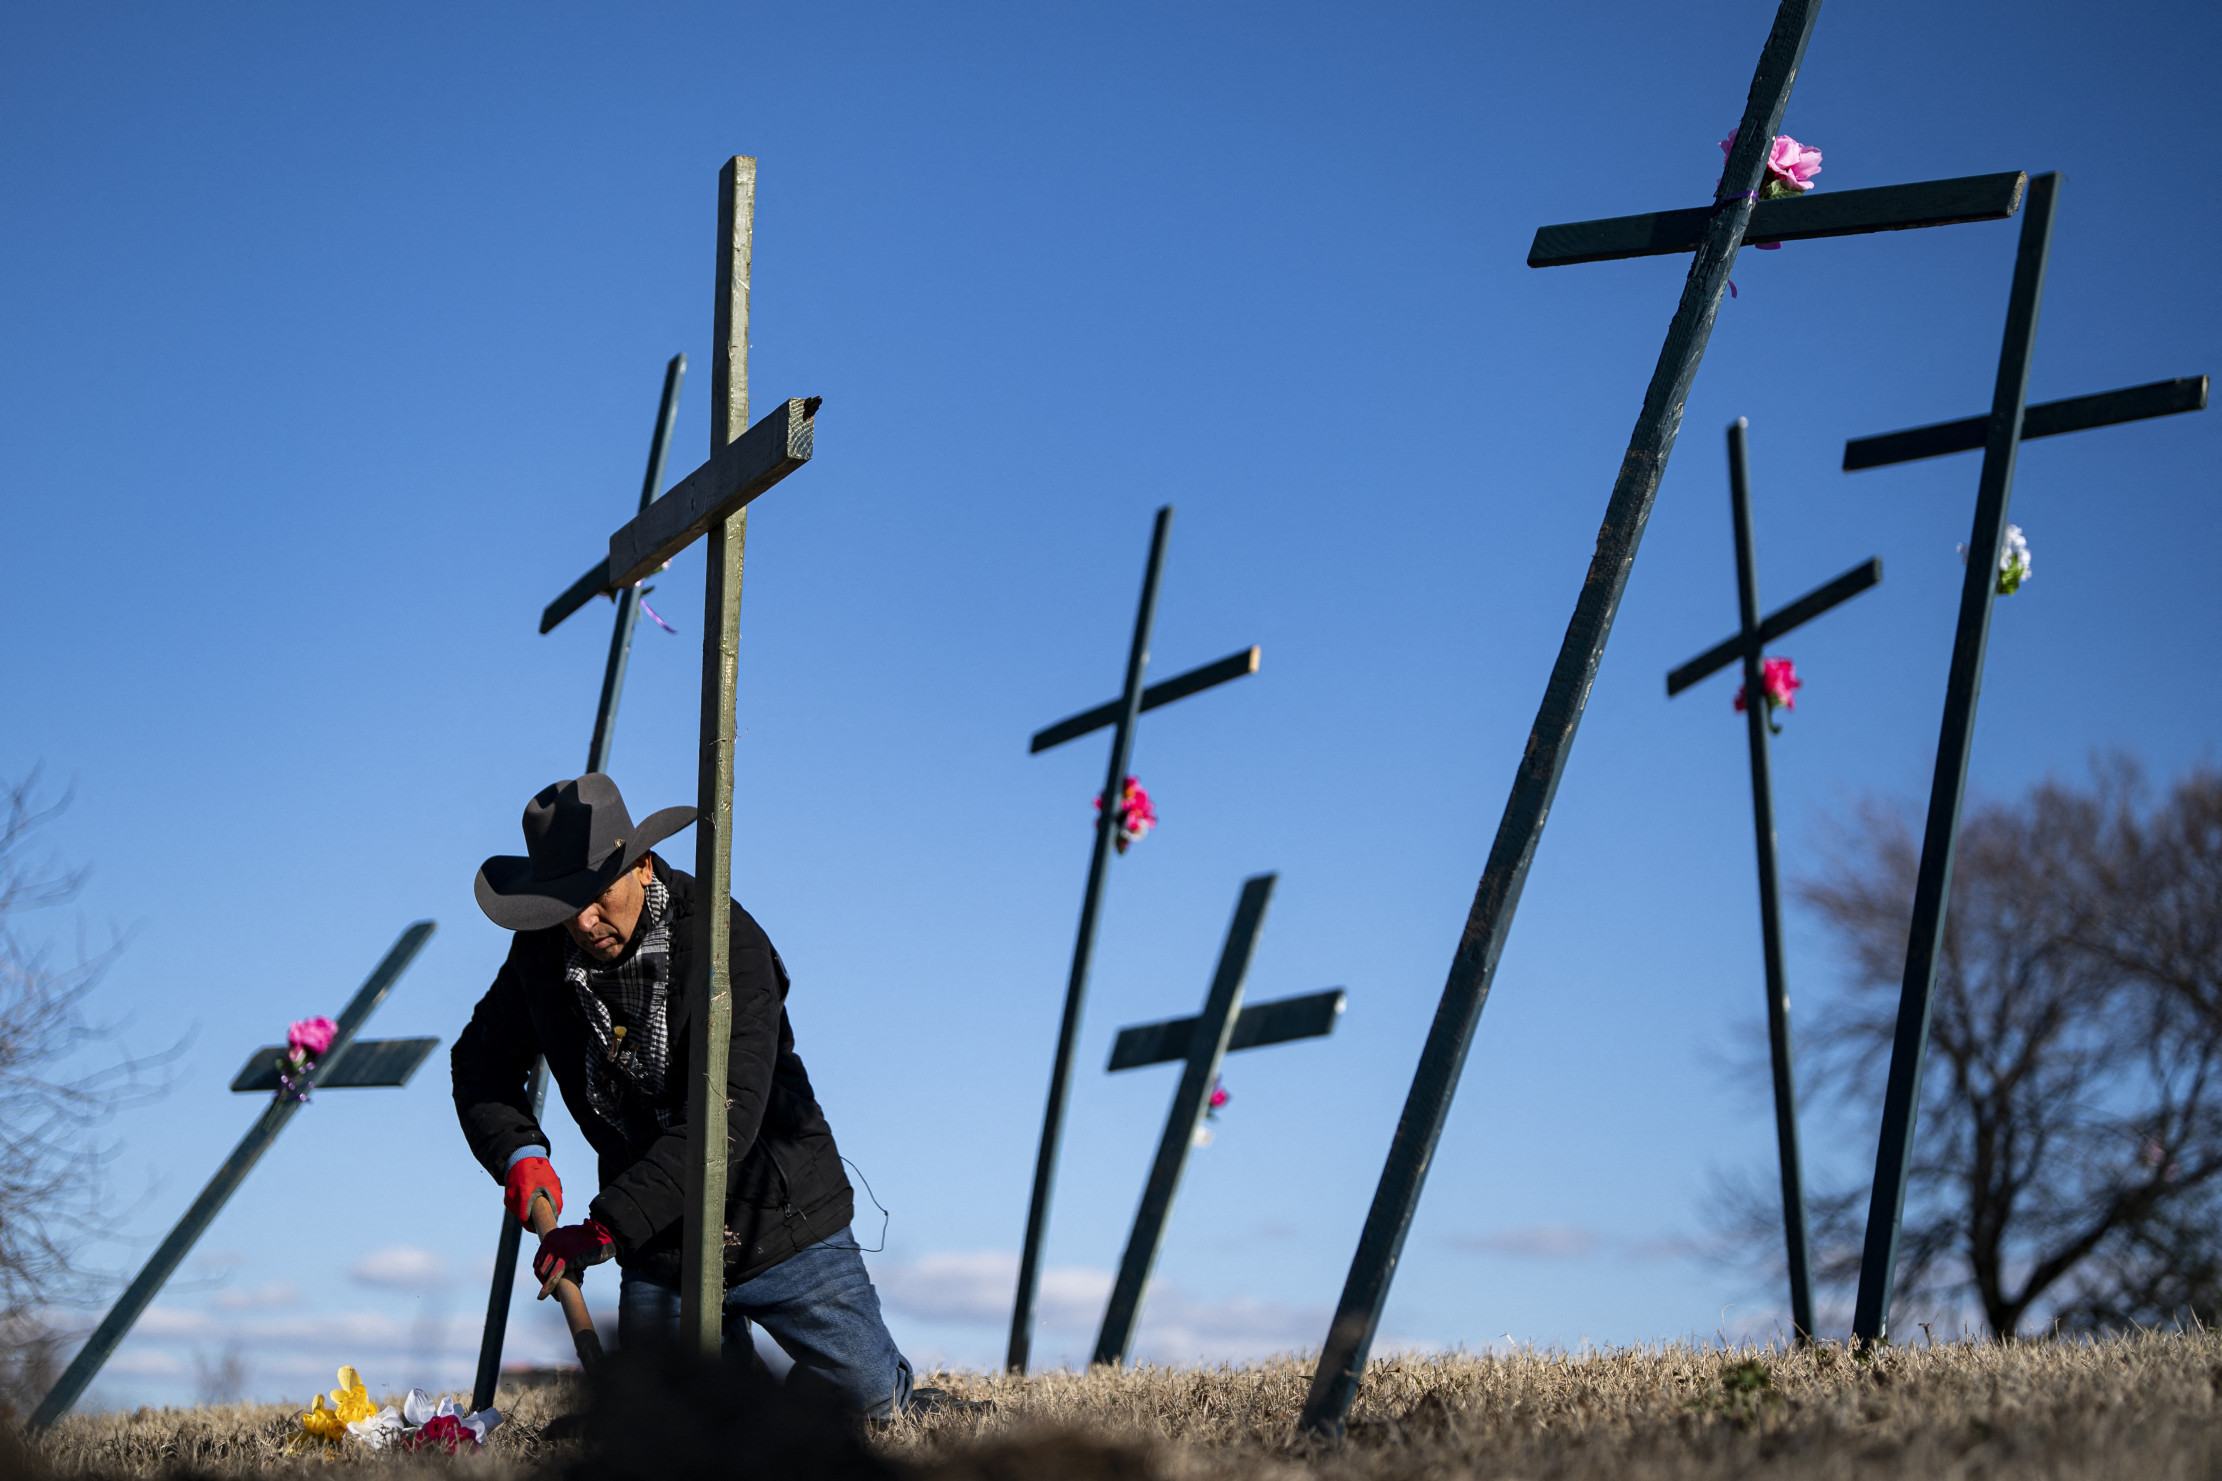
[346,1405,406,1449]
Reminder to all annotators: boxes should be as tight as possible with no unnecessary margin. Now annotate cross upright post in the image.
[29,923,436,1432]
[1843,176,2210,1344]
[1298,0,2043,1435]
[1666,417,1885,1343]
[1092,874,1346,1367]
[470,353,687,1412]
[1007,506,1261,1374]
[535,156,822,1356]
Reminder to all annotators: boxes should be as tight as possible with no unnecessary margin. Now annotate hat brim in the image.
[474,804,696,932]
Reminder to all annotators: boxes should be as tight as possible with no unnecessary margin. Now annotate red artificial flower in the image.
[406,1415,473,1453]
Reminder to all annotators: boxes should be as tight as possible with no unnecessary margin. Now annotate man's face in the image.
[564,857,655,962]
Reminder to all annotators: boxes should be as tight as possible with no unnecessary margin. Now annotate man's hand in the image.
[534,1219,615,1297]
[504,1156,562,1227]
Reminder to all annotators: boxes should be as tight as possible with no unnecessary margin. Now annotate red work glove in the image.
[504,1156,562,1227]
[534,1219,615,1297]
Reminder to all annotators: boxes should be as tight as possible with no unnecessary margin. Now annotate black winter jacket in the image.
[451,857,853,1286]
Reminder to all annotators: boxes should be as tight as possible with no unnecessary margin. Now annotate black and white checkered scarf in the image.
[564,875,676,1138]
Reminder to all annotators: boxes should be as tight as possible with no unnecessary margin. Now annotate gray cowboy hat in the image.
[474,773,695,932]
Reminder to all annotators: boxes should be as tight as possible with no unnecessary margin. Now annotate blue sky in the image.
[4,0,2218,1413]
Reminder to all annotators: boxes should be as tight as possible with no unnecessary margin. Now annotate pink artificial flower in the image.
[1761,656,1800,709]
[288,1017,337,1059]
[1095,777,1158,855]
[1733,657,1802,732]
[1718,132,1823,193]
[1766,134,1822,192]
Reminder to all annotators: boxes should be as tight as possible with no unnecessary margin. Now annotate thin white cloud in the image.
[105,1351,191,1378]
[212,1280,301,1311]
[135,1306,218,1339]
[1451,1224,1604,1260]
[349,1246,451,1289]
[874,1248,1433,1368]
[877,1249,1109,1331]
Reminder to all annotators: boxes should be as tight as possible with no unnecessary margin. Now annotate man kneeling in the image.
[452,773,913,1417]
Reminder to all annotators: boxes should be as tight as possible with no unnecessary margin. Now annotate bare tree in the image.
[0,773,166,1413]
[1740,759,2222,1337]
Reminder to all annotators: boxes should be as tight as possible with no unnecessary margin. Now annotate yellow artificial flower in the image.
[298,1395,346,1442]
[296,1365,376,1442]
[332,1366,378,1425]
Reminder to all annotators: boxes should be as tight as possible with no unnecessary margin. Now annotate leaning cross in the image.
[1299,0,2033,1436]
[1838,178,2208,1344]
[540,157,819,1355]
[1091,872,1345,1367]
[28,923,436,1431]
[468,354,689,1410]
[1666,416,1884,1343]
[1007,503,1261,1374]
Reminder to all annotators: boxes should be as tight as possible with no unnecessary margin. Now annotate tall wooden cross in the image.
[1007,504,1261,1373]
[468,354,688,1410]
[534,157,821,1355]
[1091,872,1345,1367]
[28,923,435,1431]
[1665,417,1884,1342]
[1298,0,2034,1436]
[1837,178,2208,1344]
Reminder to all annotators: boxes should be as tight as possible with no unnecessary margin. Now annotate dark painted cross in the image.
[29,923,436,1431]
[1835,178,2209,1345]
[1008,504,1261,1374]
[535,156,822,1354]
[1091,872,1344,1367]
[1666,416,1884,1343]
[1299,0,2036,1436]
[467,353,689,1410]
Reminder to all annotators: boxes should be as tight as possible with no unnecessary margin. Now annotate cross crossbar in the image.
[1666,557,1882,696]
[1842,375,2209,470]
[1030,647,1262,754]
[1529,171,2026,270]
[540,395,821,633]
[229,1036,438,1093]
[1108,988,1346,1072]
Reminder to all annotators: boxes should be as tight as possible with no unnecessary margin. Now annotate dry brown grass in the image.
[20,1333,2221,1480]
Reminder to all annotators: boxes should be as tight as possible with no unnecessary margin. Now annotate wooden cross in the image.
[1090,873,1345,1367]
[1838,180,2209,1344]
[1298,0,2035,1435]
[1007,504,1261,1374]
[533,158,820,1355]
[1666,417,1884,1343]
[28,923,435,1430]
[468,354,688,1410]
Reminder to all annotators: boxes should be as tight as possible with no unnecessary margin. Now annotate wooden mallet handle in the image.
[529,1192,606,1372]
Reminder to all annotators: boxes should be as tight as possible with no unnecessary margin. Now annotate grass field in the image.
[17,1332,2220,1479]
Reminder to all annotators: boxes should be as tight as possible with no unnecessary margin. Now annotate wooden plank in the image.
[1842,375,2209,470]
[1092,875,1274,1368]
[229,1036,438,1093]
[1528,171,2025,269]
[1108,988,1345,1072]
[1666,558,1882,696]
[1300,0,1822,1439]
[1853,173,2058,1344]
[540,560,613,635]
[608,394,818,594]
[1029,646,1261,755]
[680,154,754,1359]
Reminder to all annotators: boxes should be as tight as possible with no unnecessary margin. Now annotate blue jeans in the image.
[615,1226,913,1419]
